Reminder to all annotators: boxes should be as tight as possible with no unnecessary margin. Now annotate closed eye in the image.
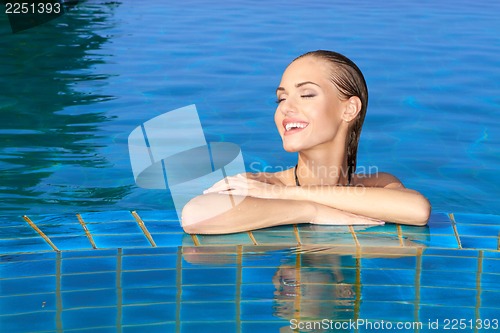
[301,94,316,98]
[275,97,285,104]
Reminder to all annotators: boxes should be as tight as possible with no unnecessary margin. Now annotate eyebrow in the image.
[276,81,321,93]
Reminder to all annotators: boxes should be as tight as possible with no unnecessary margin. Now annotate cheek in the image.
[274,110,282,131]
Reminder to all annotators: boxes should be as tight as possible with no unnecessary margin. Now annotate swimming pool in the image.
[1,0,499,332]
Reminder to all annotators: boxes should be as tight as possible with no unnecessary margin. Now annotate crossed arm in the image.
[181,172,431,234]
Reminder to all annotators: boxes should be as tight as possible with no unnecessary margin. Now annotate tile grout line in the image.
[23,215,60,252]
[414,247,423,331]
[176,246,182,333]
[448,213,463,249]
[236,245,242,333]
[190,234,200,246]
[116,249,123,333]
[56,252,63,333]
[76,213,97,249]
[293,224,302,246]
[396,225,405,247]
[247,231,258,245]
[294,250,302,322]
[348,225,361,248]
[131,211,157,247]
[474,250,483,333]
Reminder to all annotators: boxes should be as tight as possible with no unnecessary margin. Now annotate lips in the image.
[282,119,309,136]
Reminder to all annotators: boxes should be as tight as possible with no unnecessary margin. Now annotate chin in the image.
[282,143,301,152]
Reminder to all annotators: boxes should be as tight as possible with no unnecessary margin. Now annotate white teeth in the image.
[285,122,308,131]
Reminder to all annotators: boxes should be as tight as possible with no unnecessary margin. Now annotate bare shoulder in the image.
[352,172,405,189]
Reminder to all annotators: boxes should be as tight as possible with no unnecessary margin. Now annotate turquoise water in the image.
[1,1,500,332]
[0,0,499,217]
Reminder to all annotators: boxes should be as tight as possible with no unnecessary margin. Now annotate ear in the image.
[341,96,362,123]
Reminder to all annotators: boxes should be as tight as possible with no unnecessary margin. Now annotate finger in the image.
[204,176,243,193]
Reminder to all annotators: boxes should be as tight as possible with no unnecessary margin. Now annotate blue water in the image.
[1,0,499,217]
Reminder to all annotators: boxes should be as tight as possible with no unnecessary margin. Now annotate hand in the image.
[311,204,385,226]
[203,173,285,199]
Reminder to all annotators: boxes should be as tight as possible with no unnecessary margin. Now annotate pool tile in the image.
[0,293,56,315]
[297,224,351,233]
[362,268,415,286]
[359,301,415,321]
[361,256,416,270]
[63,307,117,330]
[459,236,498,250]
[300,231,355,245]
[421,270,477,289]
[0,237,53,253]
[1,276,56,296]
[428,212,453,223]
[123,247,178,256]
[123,286,177,304]
[422,255,478,272]
[49,235,93,250]
[123,323,176,333]
[62,272,116,291]
[354,223,399,234]
[62,256,117,274]
[403,223,454,236]
[409,234,459,248]
[456,224,500,237]
[197,232,254,245]
[141,220,183,233]
[181,322,237,333]
[181,285,236,302]
[182,267,236,285]
[35,221,85,237]
[85,221,143,235]
[361,285,415,302]
[122,269,176,288]
[241,284,275,300]
[242,322,290,333]
[181,302,236,321]
[355,233,401,247]
[134,209,179,221]
[251,231,297,245]
[242,267,278,283]
[453,213,500,225]
[483,250,500,259]
[480,290,500,308]
[122,303,176,325]
[240,300,276,321]
[62,288,117,309]
[482,258,500,274]
[0,312,57,333]
[0,258,56,278]
[122,254,177,271]
[62,248,118,259]
[481,273,500,291]
[423,248,479,257]
[92,235,151,248]
[420,286,476,307]
[149,232,185,247]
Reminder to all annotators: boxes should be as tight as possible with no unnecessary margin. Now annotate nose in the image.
[279,97,297,116]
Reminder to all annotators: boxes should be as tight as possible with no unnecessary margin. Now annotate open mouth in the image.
[283,121,309,135]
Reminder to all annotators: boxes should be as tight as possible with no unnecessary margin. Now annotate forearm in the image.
[182,193,315,234]
[283,186,430,225]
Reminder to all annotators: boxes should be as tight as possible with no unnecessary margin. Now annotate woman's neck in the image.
[296,150,350,186]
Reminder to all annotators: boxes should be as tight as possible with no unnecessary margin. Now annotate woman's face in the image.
[274,56,347,153]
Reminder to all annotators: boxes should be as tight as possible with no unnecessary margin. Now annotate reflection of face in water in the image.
[272,253,358,326]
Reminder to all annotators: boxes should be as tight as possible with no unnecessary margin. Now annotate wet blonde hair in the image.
[293,50,368,178]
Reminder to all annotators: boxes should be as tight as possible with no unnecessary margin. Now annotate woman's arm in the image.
[181,193,384,234]
[204,173,431,226]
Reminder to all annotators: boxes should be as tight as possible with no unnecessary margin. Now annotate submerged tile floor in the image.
[0,211,499,332]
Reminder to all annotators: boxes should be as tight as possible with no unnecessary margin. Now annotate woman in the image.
[182,50,430,234]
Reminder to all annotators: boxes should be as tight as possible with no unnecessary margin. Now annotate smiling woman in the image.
[181,50,431,234]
